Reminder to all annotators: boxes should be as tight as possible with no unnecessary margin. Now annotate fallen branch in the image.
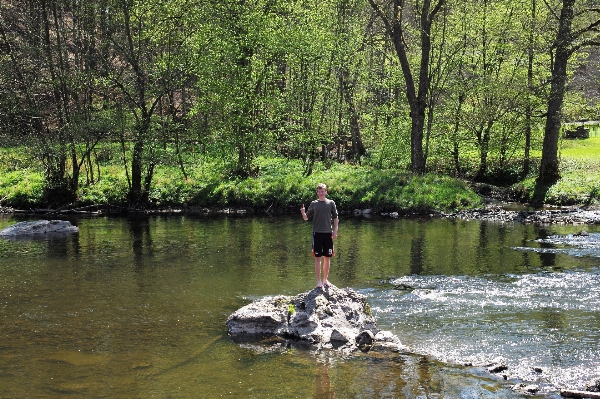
[561,389,600,398]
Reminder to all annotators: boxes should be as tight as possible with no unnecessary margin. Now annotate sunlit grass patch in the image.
[78,174,129,205]
[551,137,600,205]
[0,169,44,207]
[560,137,600,160]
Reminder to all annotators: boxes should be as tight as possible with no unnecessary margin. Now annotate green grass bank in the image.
[2,137,600,213]
[515,136,600,207]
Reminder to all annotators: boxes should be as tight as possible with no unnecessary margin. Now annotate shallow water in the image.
[0,214,598,398]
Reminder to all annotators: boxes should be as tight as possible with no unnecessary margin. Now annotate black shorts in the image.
[312,232,334,257]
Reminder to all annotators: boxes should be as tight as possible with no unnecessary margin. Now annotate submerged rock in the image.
[512,383,540,394]
[226,285,403,351]
[0,220,79,237]
[485,357,508,373]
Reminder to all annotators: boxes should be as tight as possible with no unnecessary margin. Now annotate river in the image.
[0,213,598,398]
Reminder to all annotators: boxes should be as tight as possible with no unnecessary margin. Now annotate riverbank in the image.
[0,156,486,213]
[443,205,600,225]
[2,143,600,217]
[4,199,600,228]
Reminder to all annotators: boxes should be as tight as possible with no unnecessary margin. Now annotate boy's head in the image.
[316,183,327,200]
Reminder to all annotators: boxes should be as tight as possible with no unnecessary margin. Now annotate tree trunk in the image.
[340,67,366,162]
[129,116,151,204]
[388,0,427,174]
[476,120,493,180]
[451,94,465,176]
[130,138,145,203]
[538,0,575,185]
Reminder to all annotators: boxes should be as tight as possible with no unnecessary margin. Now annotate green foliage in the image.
[0,169,44,207]
[1,0,599,209]
[190,159,482,212]
[77,173,129,205]
[0,150,476,212]
[4,135,600,211]
[0,150,43,208]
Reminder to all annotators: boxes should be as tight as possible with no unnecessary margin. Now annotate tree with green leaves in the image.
[367,0,447,174]
[0,0,110,203]
[537,0,600,188]
[102,0,197,203]
[191,0,292,178]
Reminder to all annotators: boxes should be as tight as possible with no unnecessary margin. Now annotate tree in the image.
[333,0,369,163]
[461,0,530,180]
[0,0,108,203]
[192,0,293,177]
[103,0,196,203]
[367,0,447,174]
[537,0,600,188]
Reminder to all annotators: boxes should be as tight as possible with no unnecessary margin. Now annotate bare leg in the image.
[315,257,323,287]
[322,257,331,286]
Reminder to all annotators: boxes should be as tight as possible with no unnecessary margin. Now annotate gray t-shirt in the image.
[306,199,338,233]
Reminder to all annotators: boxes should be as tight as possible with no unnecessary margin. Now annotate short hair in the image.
[316,183,327,190]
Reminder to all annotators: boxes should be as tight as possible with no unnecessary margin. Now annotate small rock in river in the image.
[0,220,79,237]
[586,377,600,392]
[513,383,539,394]
[486,358,508,373]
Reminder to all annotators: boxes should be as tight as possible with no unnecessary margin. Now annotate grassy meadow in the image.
[516,136,600,206]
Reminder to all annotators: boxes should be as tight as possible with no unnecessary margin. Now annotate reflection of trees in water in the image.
[519,224,558,269]
[535,226,557,268]
[537,243,557,267]
[336,234,358,282]
[496,223,509,262]
[474,221,512,273]
[417,356,434,398]
[447,219,462,275]
[475,222,489,271]
[45,233,81,259]
[410,230,425,275]
[128,216,153,268]
[521,227,533,270]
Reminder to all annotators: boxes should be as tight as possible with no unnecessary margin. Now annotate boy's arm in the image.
[300,204,309,221]
[332,217,339,238]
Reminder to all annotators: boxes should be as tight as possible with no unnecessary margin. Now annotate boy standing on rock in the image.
[300,183,339,289]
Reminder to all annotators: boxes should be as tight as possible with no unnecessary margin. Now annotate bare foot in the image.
[324,280,332,287]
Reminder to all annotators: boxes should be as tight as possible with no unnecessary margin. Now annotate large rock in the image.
[226,285,403,351]
[0,220,79,237]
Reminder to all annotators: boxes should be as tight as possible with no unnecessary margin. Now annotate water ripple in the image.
[513,232,600,258]
[364,270,600,393]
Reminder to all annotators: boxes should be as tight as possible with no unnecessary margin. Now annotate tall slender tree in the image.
[0,0,108,203]
[367,0,447,173]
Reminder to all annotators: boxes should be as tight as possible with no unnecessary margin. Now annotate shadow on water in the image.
[0,214,599,398]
